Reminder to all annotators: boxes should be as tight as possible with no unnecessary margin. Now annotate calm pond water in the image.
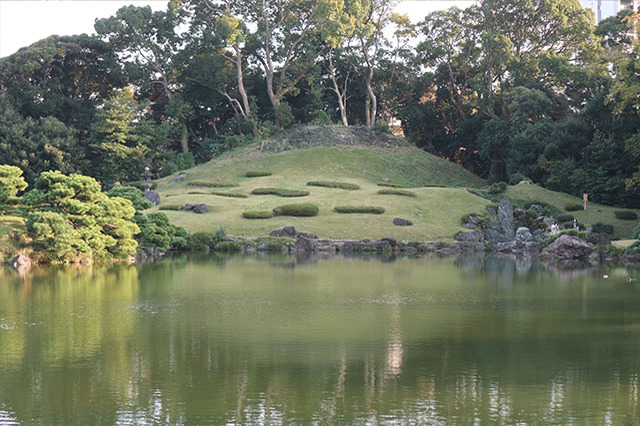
[1,254,640,425]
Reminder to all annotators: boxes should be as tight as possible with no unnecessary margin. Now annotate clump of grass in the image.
[255,236,295,252]
[252,188,310,197]
[245,170,272,177]
[211,191,248,198]
[214,241,244,252]
[565,203,583,211]
[307,181,360,190]
[615,210,638,220]
[187,181,238,188]
[377,188,416,197]
[187,191,207,195]
[242,210,273,219]
[377,182,404,188]
[159,204,182,211]
[273,203,319,217]
[334,206,385,214]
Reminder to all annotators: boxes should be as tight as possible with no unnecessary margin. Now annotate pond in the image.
[1,254,639,424]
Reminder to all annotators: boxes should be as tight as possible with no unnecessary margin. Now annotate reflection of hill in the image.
[0,256,639,423]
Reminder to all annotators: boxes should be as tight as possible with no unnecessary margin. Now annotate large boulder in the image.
[546,234,595,260]
[10,254,31,272]
[168,173,187,184]
[269,226,318,239]
[529,204,544,217]
[497,197,515,240]
[515,227,533,243]
[485,220,509,243]
[184,203,210,214]
[296,236,316,253]
[587,232,611,247]
[455,230,482,243]
[144,190,161,206]
[393,218,413,226]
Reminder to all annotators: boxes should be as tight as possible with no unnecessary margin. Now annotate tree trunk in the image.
[180,123,189,153]
[234,44,258,137]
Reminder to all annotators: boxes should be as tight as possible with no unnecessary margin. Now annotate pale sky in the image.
[0,0,475,58]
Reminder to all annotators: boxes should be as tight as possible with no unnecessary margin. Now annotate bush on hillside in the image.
[592,222,614,235]
[133,212,187,251]
[488,182,507,194]
[633,223,640,239]
[211,191,248,198]
[242,210,273,219]
[334,206,385,214]
[557,214,574,223]
[273,203,319,217]
[252,187,309,197]
[423,183,446,188]
[377,182,404,188]
[377,189,416,197]
[508,173,529,185]
[307,181,360,190]
[187,181,237,188]
[614,210,638,220]
[256,236,296,252]
[625,241,640,255]
[187,228,226,250]
[107,185,153,211]
[245,170,272,177]
[564,203,583,211]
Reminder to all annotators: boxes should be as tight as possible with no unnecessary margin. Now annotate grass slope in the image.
[153,144,487,240]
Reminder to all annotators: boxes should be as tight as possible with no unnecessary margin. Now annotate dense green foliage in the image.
[592,222,615,235]
[334,206,385,214]
[107,185,153,211]
[245,171,273,177]
[0,0,639,208]
[614,210,638,220]
[273,203,320,217]
[242,211,274,219]
[133,212,187,251]
[0,165,28,211]
[307,181,361,190]
[565,203,583,212]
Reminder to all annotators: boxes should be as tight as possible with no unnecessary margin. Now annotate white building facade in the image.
[580,0,639,23]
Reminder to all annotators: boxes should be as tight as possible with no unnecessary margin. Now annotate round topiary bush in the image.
[557,214,574,223]
[564,203,583,212]
[614,210,638,220]
[242,210,273,219]
[334,206,385,214]
[273,203,319,217]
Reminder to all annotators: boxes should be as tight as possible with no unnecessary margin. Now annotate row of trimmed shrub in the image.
[307,181,360,190]
[377,188,416,197]
[252,187,310,197]
[242,203,387,219]
[187,181,237,188]
[245,170,272,177]
[210,191,248,198]
[334,206,385,214]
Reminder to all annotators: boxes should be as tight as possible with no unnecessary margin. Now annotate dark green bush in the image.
[252,187,310,197]
[159,204,182,211]
[525,209,538,224]
[592,222,614,235]
[423,183,446,188]
[307,181,360,190]
[557,214,574,223]
[334,206,385,214]
[377,189,416,197]
[625,241,640,255]
[614,210,638,220]
[508,173,528,185]
[377,182,404,188]
[273,203,319,217]
[256,236,296,252]
[488,182,508,194]
[211,191,248,198]
[544,229,588,244]
[187,232,216,250]
[245,170,272,177]
[187,181,237,188]
[133,212,188,251]
[187,191,207,195]
[633,223,640,239]
[107,185,153,211]
[214,241,243,252]
[561,221,574,229]
[242,210,273,219]
[564,203,583,212]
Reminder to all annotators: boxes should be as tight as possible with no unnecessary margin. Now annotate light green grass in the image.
[613,240,637,249]
[505,185,639,239]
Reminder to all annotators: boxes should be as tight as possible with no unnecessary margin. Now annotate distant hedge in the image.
[273,203,319,217]
[334,206,385,214]
[307,181,360,190]
[159,204,182,211]
[377,182,404,188]
[252,187,310,197]
[242,210,273,219]
[591,222,614,235]
[614,210,638,220]
[211,191,248,198]
[564,203,583,211]
[377,188,416,197]
[187,181,237,188]
[245,170,272,177]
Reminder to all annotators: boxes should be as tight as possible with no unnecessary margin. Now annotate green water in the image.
[1,255,640,425]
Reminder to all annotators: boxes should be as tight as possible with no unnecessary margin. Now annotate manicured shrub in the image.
[592,222,614,235]
[377,182,404,188]
[377,188,416,197]
[524,209,538,224]
[561,221,574,229]
[508,173,529,185]
[273,203,319,217]
[133,212,188,251]
[334,206,385,214]
[211,191,248,198]
[256,236,296,252]
[625,241,640,255]
[252,187,309,197]
[107,185,153,211]
[187,232,215,250]
[423,183,445,188]
[557,214,574,223]
[187,191,207,195]
[245,170,272,177]
[564,203,583,212]
[242,210,273,219]
[633,223,640,239]
[544,229,588,244]
[614,210,638,220]
[488,182,507,194]
[187,181,237,188]
[307,181,360,190]
[214,241,243,252]
[159,204,182,211]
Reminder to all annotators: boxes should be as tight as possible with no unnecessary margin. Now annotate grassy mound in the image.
[273,203,319,217]
[252,188,310,197]
[242,211,273,219]
[307,181,360,190]
[211,191,248,198]
[377,189,416,197]
[187,181,237,188]
[334,206,385,214]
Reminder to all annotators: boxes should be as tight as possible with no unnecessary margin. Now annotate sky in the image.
[0,0,475,58]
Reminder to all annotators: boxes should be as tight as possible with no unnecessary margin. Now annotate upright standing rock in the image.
[498,197,515,240]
